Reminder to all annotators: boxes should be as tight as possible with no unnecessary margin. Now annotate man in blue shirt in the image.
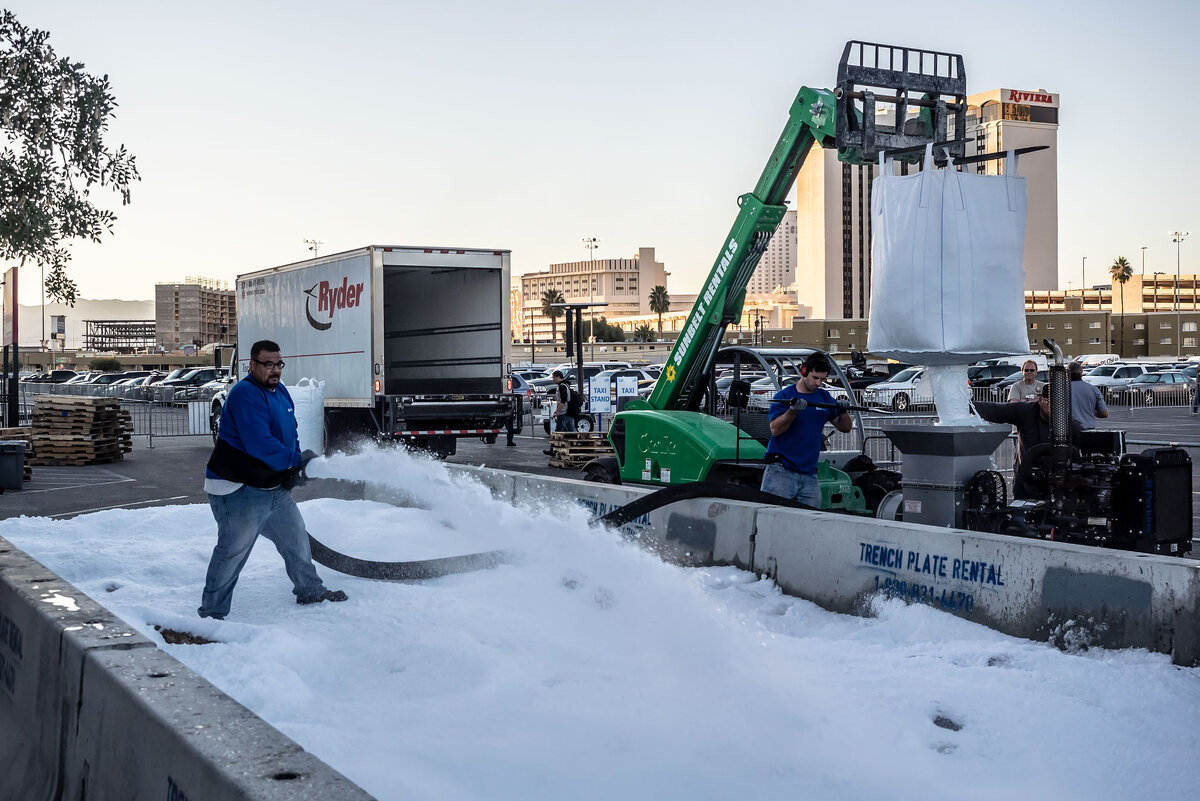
[760,353,853,508]
[198,340,346,620]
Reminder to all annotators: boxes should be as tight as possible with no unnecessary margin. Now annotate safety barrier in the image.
[430,466,1200,665]
[0,538,375,799]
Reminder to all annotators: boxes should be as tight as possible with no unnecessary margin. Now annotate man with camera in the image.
[760,353,853,508]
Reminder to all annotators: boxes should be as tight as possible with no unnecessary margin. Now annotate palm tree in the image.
[633,323,654,342]
[1110,256,1133,356]
[648,285,670,335]
[540,288,565,344]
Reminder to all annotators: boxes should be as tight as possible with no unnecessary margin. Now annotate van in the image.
[1073,353,1120,368]
[976,355,1049,370]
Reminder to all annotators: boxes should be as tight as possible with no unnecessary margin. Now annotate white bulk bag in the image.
[290,377,325,455]
[868,145,1029,365]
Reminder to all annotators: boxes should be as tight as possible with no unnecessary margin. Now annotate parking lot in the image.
[4,402,1198,545]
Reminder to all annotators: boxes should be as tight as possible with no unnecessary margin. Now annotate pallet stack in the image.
[546,431,614,469]
[0,426,33,482]
[30,397,134,466]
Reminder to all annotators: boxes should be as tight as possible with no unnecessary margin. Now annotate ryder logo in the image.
[304,277,364,331]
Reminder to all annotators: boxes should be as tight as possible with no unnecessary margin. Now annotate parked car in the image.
[157,367,222,389]
[861,366,935,412]
[1112,371,1192,406]
[26,369,79,384]
[843,362,912,391]
[1083,363,1153,397]
[967,363,1021,390]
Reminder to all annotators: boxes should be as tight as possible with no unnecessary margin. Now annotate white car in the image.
[860,366,935,412]
[1083,363,1152,396]
[746,373,850,411]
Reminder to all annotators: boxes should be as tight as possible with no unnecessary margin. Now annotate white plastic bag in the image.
[290,377,325,455]
[867,145,1029,364]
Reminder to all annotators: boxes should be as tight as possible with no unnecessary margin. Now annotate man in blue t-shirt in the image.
[760,353,852,508]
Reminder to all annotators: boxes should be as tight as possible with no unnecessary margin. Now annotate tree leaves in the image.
[0,10,140,306]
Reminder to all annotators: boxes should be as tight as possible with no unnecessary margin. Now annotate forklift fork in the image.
[834,40,967,165]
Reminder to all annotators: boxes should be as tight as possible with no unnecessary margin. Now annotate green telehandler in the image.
[583,41,968,513]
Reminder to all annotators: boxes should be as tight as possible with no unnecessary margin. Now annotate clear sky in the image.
[7,0,1198,304]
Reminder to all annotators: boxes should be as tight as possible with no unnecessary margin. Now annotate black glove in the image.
[296,449,319,486]
[789,397,808,412]
[836,396,852,414]
[284,450,320,491]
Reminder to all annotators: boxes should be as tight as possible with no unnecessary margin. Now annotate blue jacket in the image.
[205,376,300,481]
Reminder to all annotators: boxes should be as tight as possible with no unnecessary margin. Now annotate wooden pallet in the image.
[547,432,614,468]
[30,396,134,466]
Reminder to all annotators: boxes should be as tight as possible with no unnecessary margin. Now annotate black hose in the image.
[592,481,814,528]
[307,533,515,581]
[297,476,516,581]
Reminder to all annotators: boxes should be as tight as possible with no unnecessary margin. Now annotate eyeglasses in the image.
[1023,368,1037,373]
[253,359,286,370]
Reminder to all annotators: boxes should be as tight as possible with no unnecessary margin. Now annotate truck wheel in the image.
[891,393,910,412]
[210,404,221,445]
[575,414,595,433]
[483,434,498,444]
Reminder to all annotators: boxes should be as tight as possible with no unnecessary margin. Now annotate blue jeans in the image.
[555,414,577,433]
[199,486,327,618]
[761,463,822,508]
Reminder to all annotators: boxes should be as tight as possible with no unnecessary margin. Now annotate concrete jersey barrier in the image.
[438,466,1200,665]
[0,536,375,800]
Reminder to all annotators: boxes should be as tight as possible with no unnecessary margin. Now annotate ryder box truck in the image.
[230,245,517,456]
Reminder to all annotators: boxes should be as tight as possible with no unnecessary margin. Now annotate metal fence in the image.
[19,381,225,446]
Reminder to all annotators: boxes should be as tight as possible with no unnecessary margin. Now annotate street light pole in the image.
[1081,256,1087,296]
[582,237,600,354]
[1140,246,1147,276]
[1171,231,1190,356]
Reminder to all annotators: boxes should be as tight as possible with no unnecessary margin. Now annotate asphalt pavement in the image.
[4,409,1199,548]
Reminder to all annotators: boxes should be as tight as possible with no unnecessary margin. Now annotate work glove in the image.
[836,397,853,414]
[284,449,320,491]
[789,397,808,412]
[297,449,319,485]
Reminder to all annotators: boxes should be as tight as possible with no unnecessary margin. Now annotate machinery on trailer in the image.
[583,40,965,512]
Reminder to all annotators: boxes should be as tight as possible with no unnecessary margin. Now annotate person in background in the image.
[198,339,347,620]
[543,370,578,456]
[1068,361,1108,431]
[1007,360,1044,402]
[760,353,853,508]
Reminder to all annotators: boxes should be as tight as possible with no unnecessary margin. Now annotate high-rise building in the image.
[748,209,797,294]
[965,88,1059,291]
[793,150,876,320]
[155,277,236,350]
[793,87,1060,319]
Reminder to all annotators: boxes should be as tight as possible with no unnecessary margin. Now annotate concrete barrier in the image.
[0,536,375,800]
[444,466,1200,665]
